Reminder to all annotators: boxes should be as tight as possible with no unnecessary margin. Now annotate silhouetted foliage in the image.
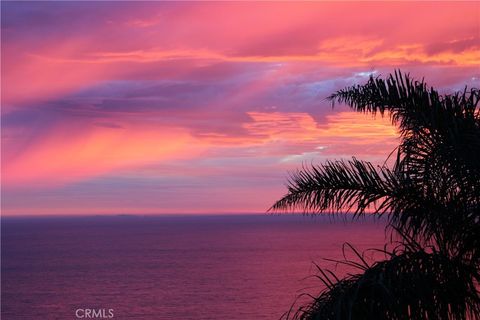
[271,71,480,319]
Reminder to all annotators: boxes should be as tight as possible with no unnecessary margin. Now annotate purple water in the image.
[2,214,387,319]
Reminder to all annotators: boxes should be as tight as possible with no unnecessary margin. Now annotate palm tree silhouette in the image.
[271,71,480,319]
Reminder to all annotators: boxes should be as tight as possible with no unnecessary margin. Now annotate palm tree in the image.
[271,71,480,319]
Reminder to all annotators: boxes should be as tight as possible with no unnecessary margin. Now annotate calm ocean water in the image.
[2,214,386,320]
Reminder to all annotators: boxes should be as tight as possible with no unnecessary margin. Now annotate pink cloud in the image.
[3,2,478,106]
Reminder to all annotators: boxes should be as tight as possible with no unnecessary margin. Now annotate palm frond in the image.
[288,247,480,320]
[328,71,480,139]
[269,158,405,217]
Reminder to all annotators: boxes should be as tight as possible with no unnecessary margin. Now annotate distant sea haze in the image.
[2,214,386,319]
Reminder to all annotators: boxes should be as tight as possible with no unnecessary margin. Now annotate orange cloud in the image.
[3,122,199,187]
[245,111,397,144]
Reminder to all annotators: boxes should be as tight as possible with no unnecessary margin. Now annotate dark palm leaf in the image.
[270,158,411,217]
[289,248,480,320]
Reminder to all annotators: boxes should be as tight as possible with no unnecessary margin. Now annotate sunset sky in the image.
[1,1,479,215]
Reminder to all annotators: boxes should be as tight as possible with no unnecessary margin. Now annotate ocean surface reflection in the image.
[2,214,387,319]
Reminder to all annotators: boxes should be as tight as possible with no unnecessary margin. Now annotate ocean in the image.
[2,214,387,319]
